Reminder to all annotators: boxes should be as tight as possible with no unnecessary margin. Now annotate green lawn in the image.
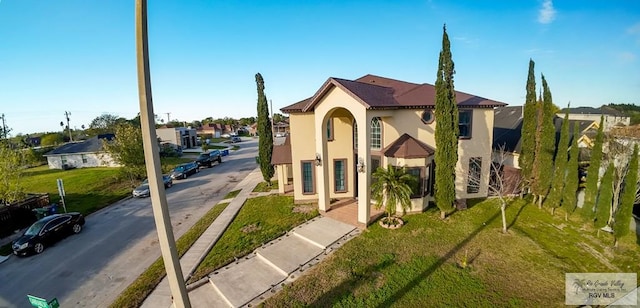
[189,195,317,282]
[224,189,241,199]
[110,202,229,308]
[252,180,279,192]
[264,199,640,307]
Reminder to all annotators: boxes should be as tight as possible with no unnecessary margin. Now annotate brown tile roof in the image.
[271,136,292,165]
[382,133,435,159]
[281,74,507,113]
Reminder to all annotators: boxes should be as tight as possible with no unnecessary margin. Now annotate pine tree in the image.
[546,107,570,214]
[255,73,274,184]
[519,60,537,191]
[531,75,555,207]
[434,25,459,219]
[594,163,614,231]
[562,122,580,220]
[582,116,604,220]
[613,144,638,246]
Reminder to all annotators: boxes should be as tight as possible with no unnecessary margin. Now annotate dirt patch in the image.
[293,205,316,214]
[577,242,620,271]
[241,224,261,233]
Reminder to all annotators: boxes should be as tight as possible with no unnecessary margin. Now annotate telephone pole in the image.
[0,113,6,139]
[64,111,73,142]
[165,112,171,124]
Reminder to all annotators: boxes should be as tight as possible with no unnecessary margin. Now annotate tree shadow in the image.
[371,210,502,307]
[507,201,528,230]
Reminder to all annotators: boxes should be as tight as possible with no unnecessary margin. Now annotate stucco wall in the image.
[290,113,317,201]
[558,113,630,131]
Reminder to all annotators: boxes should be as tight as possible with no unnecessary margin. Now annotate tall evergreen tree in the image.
[546,106,570,214]
[255,73,274,184]
[562,122,580,220]
[594,163,614,231]
[613,144,638,246]
[434,25,459,219]
[582,116,604,219]
[519,59,537,191]
[531,75,555,207]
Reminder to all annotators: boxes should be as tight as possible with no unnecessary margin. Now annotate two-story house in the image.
[274,74,506,225]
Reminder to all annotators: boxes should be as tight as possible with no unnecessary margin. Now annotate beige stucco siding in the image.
[289,113,317,201]
[326,114,355,198]
[456,109,494,199]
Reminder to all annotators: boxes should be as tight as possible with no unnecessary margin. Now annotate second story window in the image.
[371,117,381,150]
[459,110,472,139]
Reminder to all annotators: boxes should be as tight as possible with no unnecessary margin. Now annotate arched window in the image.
[370,117,381,150]
[353,120,358,149]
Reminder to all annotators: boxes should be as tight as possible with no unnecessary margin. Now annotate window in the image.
[406,167,424,198]
[301,161,315,194]
[371,117,381,150]
[467,157,482,193]
[61,155,67,165]
[459,110,472,139]
[334,159,347,193]
[371,156,381,172]
[327,118,334,141]
[81,154,88,164]
[353,121,358,149]
[421,110,434,124]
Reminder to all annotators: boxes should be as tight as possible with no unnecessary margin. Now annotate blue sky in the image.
[1,0,638,135]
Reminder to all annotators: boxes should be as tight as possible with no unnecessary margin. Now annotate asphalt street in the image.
[0,139,258,308]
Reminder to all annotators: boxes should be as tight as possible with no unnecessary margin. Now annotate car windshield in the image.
[25,220,47,236]
[174,166,185,172]
[198,154,208,159]
[141,179,149,185]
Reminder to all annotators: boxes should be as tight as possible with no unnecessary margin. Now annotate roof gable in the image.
[382,133,435,159]
[45,135,111,156]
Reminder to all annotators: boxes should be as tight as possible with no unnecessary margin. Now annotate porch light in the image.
[357,157,365,173]
[315,153,322,166]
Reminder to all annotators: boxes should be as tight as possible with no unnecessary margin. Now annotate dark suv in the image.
[170,161,199,179]
[196,150,222,168]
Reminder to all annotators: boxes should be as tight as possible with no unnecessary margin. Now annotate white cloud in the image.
[538,0,556,24]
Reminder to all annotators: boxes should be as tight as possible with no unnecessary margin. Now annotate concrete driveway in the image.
[0,139,258,308]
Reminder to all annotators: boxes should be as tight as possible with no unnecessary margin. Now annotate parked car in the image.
[12,212,85,256]
[195,150,222,168]
[132,175,173,198]
[230,136,242,143]
[170,161,199,180]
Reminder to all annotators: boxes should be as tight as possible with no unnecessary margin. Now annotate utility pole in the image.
[0,113,6,139]
[270,99,274,140]
[165,112,171,124]
[64,111,73,142]
[135,1,190,307]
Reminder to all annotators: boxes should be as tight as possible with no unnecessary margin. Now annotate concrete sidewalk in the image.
[141,168,267,307]
[141,166,361,308]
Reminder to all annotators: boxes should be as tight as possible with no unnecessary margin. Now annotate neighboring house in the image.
[248,123,258,136]
[273,120,290,136]
[276,74,506,225]
[156,127,197,150]
[197,123,223,138]
[493,106,596,169]
[44,134,118,169]
[557,106,630,132]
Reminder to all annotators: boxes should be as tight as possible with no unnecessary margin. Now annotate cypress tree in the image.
[519,59,537,191]
[562,122,580,220]
[546,107,570,214]
[531,75,555,207]
[434,25,459,219]
[582,116,604,220]
[255,73,274,184]
[613,144,638,247]
[594,163,614,231]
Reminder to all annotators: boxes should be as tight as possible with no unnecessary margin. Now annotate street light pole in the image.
[135,1,191,307]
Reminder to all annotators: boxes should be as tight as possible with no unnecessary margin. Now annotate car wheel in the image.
[34,243,44,254]
[196,168,200,173]
[72,223,82,234]
[166,182,172,188]
[218,157,222,163]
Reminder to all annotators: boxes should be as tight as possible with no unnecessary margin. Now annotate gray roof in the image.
[44,135,114,156]
[493,106,524,153]
[559,106,626,117]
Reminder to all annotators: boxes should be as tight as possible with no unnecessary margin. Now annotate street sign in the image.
[56,179,65,197]
[27,295,59,308]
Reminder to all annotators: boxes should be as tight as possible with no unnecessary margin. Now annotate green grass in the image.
[224,189,241,199]
[109,202,229,308]
[231,145,240,151]
[189,195,317,282]
[208,145,227,150]
[252,180,278,192]
[264,199,640,307]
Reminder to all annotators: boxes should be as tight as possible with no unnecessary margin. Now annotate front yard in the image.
[264,199,640,307]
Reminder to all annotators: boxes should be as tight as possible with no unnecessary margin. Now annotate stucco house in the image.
[156,127,197,150]
[273,74,506,225]
[557,106,630,132]
[197,123,223,138]
[44,134,118,169]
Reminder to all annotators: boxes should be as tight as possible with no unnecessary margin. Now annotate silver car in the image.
[132,175,173,198]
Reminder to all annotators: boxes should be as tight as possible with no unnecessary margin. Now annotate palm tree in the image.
[371,164,417,226]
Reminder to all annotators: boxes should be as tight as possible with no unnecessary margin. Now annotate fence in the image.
[0,193,50,239]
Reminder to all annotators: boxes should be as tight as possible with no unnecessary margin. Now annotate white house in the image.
[44,135,118,169]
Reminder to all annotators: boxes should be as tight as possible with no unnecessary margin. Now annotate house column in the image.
[356,114,371,224]
[314,113,330,212]
[277,165,286,194]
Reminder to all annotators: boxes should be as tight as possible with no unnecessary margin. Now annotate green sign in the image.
[27,295,59,308]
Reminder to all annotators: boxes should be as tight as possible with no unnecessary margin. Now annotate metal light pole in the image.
[135,1,191,307]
